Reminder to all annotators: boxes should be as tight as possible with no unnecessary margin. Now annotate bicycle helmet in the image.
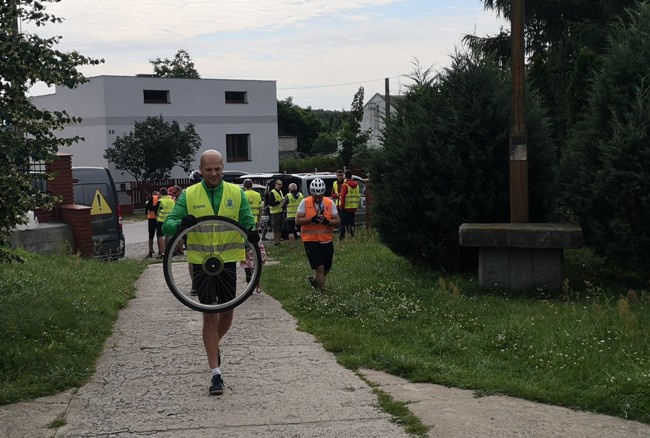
[309,178,326,196]
[189,170,203,183]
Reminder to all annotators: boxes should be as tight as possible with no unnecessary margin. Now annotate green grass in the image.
[262,232,650,423]
[0,250,146,405]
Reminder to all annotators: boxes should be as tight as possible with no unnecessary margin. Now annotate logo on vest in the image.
[193,205,206,209]
[225,198,235,209]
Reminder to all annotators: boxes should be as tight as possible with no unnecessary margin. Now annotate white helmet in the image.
[189,170,202,183]
[309,178,326,196]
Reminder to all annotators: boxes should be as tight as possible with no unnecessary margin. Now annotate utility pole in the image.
[510,0,529,223]
[384,77,391,120]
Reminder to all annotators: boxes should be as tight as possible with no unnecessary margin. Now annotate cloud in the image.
[26,0,506,109]
[39,0,401,43]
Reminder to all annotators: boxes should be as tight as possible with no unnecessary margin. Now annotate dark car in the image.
[72,167,125,260]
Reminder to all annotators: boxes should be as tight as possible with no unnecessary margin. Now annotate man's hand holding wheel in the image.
[179,214,198,230]
[246,228,260,245]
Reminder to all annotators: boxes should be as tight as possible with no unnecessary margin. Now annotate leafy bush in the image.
[280,155,340,173]
[369,51,556,270]
[560,2,650,274]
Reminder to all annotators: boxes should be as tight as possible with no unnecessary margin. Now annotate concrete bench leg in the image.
[479,248,564,291]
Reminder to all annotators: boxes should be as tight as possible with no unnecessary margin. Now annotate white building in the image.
[361,93,401,149]
[31,75,279,183]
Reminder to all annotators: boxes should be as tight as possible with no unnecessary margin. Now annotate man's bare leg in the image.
[314,265,326,292]
[203,311,234,369]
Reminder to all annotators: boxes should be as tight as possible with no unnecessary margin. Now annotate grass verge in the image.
[262,232,649,423]
[0,250,146,405]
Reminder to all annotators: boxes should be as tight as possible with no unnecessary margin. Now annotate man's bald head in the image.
[199,149,225,188]
[200,149,224,167]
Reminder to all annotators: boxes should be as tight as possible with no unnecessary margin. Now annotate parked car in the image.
[222,170,249,183]
[72,167,125,260]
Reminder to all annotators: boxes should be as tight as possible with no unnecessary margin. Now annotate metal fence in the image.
[131,178,192,208]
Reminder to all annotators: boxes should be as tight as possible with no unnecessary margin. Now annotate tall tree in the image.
[150,49,200,79]
[468,0,638,155]
[104,115,201,183]
[0,0,101,260]
[338,86,369,167]
[561,1,650,273]
[369,52,555,270]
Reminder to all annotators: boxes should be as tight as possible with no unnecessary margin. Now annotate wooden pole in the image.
[510,0,529,223]
[385,77,391,120]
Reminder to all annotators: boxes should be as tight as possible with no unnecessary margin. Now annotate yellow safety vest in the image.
[185,182,245,264]
[269,189,284,214]
[245,189,262,218]
[285,192,304,220]
[156,195,175,223]
[332,180,343,206]
[343,183,360,209]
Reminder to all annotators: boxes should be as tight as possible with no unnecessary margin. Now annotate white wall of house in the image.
[31,75,279,183]
[361,93,398,149]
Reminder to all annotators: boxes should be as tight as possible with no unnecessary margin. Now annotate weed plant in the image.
[263,232,649,423]
[0,250,146,405]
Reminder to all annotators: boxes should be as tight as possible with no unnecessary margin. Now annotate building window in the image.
[143,90,170,104]
[225,91,247,104]
[226,134,251,162]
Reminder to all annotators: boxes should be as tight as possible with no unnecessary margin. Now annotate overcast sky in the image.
[28,0,507,110]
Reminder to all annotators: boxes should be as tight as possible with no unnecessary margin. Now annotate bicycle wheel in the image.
[163,215,262,313]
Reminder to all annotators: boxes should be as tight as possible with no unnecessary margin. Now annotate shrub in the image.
[369,51,556,270]
[560,2,650,274]
[280,155,340,173]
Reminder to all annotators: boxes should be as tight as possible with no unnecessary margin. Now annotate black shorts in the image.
[192,263,237,305]
[304,241,334,271]
[148,219,159,239]
[156,221,164,237]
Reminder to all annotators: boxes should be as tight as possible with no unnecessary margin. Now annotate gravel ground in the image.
[124,241,154,260]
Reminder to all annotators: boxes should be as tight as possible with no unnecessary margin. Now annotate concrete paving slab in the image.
[361,369,650,438]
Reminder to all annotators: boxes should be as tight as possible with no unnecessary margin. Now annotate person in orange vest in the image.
[145,190,161,258]
[295,178,340,292]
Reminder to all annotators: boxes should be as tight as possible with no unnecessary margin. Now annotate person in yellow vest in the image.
[339,170,361,240]
[295,178,340,292]
[163,149,258,396]
[156,187,176,257]
[145,190,161,258]
[243,178,262,231]
[282,182,304,240]
[331,169,345,207]
[267,179,285,246]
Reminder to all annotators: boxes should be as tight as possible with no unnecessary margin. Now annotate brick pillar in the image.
[34,153,74,223]
[60,204,94,258]
[49,153,74,204]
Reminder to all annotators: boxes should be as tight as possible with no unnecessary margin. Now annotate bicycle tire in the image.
[163,215,262,313]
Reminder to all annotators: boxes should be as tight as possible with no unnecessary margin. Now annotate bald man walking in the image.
[163,149,259,395]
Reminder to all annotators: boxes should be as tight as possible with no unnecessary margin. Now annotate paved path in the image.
[0,264,407,438]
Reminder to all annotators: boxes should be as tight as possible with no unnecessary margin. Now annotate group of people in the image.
[152,151,358,397]
[266,180,305,246]
[145,184,186,258]
[264,169,360,245]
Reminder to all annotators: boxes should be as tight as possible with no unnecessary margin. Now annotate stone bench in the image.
[459,223,583,291]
